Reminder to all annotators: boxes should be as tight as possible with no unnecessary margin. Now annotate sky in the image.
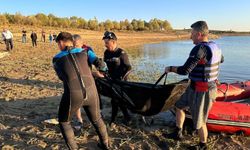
[0,0,249,31]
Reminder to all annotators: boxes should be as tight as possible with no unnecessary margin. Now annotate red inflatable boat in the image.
[184,80,250,135]
[216,81,250,101]
[210,80,250,135]
[207,101,250,135]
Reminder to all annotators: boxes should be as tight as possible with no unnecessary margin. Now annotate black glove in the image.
[110,57,120,66]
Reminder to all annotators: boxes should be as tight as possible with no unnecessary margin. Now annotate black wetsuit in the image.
[104,48,131,80]
[104,48,132,123]
[53,47,108,149]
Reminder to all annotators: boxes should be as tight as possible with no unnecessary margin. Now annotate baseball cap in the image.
[102,31,117,40]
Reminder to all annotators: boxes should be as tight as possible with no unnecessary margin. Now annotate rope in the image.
[217,82,229,101]
[153,73,167,88]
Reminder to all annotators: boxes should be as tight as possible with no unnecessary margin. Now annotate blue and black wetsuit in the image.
[83,44,107,110]
[53,46,108,149]
[82,44,108,73]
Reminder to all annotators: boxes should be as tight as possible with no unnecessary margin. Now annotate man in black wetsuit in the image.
[53,32,109,150]
[102,31,132,125]
[72,34,107,130]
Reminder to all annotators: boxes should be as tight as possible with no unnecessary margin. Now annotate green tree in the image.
[1,12,174,32]
[48,14,56,26]
[162,20,172,31]
[23,16,38,26]
[144,21,150,31]
[131,19,138,30]
[104,19,114,30]
[70,16,78,28]
[4,13,14,24]
[13,12,24,24]
[52,19,58,27]
[149,18,160,31]
[78,18,87,29]
[138,20,145,31]
[88,18,98,30]
[98,22,105,31]
[0,14,8,25]
[125,19,131,30]
[60,18,70,28]
[128,24,133,30]
[35,13,48,26]
[113,21,120,30]
[120,21,126,30]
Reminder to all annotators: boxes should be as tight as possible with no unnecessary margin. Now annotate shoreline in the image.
[2,24,249,53]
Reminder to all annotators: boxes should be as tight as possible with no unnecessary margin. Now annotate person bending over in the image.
[53,32,109,150]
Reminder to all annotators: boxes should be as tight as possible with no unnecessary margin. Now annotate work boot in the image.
[188,142,207,150]
[123,114,133,126]
[163,127,183,140]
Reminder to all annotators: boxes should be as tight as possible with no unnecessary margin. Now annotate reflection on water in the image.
[143,43,171,60]
[130,36,250,83]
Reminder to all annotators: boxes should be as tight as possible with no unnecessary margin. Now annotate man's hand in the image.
[92,71,105,78]
[107,57,120,65]
[165,66,177,73]
[165,66,171,73]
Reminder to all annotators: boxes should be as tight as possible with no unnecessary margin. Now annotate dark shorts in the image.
[175,85,217,129]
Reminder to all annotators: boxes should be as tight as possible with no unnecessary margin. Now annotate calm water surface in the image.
[131,36,250,83]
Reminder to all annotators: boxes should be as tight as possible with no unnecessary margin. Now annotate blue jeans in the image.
[22,36,26,43]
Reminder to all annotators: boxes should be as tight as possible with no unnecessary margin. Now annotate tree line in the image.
[0,12,172,31]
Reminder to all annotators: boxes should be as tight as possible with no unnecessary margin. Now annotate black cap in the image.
[56,32,73,42]
[102,31,117,40]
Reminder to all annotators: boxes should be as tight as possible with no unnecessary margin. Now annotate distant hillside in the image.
[176,29,250,36]
[210,30,250,36]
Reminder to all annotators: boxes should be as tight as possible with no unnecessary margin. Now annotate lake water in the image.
[132,36,250,83]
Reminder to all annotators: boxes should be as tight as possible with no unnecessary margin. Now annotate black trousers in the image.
[32,40,37,47]
[111,98,130,124]
[5,39,13,50]
[58,84,109,149]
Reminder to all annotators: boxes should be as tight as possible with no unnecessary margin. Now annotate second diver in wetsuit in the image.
[102,31,132,125]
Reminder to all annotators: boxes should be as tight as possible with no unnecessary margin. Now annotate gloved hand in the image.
[165,66,171,73]
[99,64,108,73]
[98,60,108,73]
[165,66,176,73]
[111,57,120,65]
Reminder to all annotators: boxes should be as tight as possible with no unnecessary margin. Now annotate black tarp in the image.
[95,77,188,116]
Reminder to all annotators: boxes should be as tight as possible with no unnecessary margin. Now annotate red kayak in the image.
[207,101,250,135]
[216,81,250,101]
